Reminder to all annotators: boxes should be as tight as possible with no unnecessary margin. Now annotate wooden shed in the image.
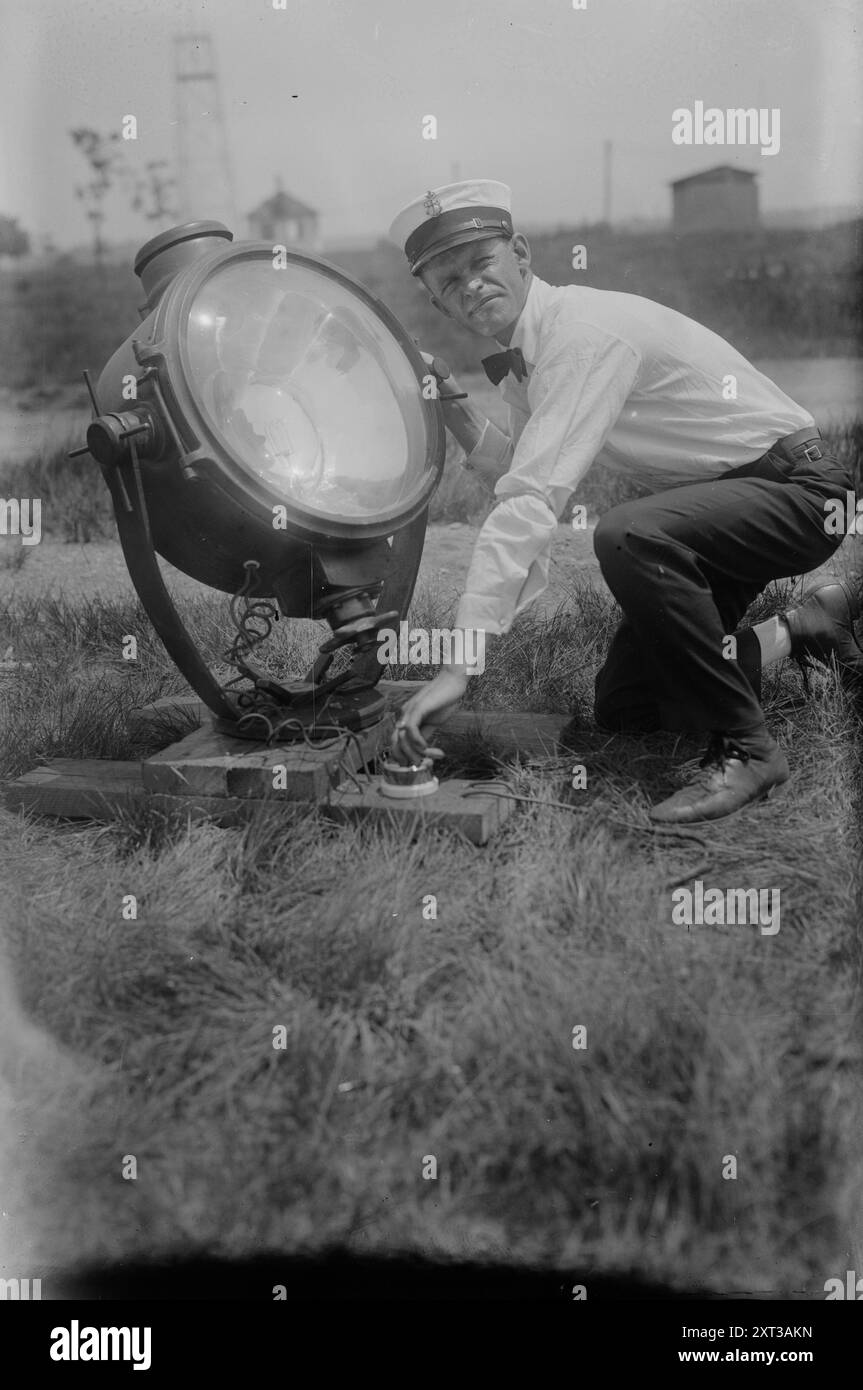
[670,165,759,234]
[248,179,320,249]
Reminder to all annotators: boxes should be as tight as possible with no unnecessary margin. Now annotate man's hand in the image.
[391,669,469,764]
[417,350,490,459]
[419,351,467,402]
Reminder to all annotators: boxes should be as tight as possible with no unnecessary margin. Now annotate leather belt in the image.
[770,426,824,466]
[722,425,829,483]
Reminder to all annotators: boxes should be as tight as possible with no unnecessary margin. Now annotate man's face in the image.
[420,234,531,342]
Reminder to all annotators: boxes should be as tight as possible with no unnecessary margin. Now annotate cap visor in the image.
[412,228,509,276]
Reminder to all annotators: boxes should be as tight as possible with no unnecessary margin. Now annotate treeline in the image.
[330,221,863,371]
[1,221,860,393]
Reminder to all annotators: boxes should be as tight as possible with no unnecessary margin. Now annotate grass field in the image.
[1,512,862,1292]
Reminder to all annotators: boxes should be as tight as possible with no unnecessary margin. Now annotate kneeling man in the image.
[388,180,862,823]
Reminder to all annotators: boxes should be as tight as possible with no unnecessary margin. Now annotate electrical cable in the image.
[460,780,712,888]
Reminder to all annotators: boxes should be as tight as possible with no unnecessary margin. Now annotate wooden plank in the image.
[4,760,145,819]
[2,762,295,827]
[142,725,242,797]
[149,779,516,841]
[126,694,207,741]
[223,717,394,799]
[127,686,572,759]
[381,689,574,757]
[3,759,515,841]
[325,777,516,845]
[379,679,433,697]
[144,792,290,827]
[141,715,395,802]
[433,710,573,759]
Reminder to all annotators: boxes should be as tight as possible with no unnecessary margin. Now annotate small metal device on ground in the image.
[378,755,441,799]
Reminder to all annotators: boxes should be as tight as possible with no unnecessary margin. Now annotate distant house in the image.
[670,165,759,234]
[248,180,320,249]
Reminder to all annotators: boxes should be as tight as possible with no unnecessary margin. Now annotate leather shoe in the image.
[649,731,789,824]
[783,579,863,690]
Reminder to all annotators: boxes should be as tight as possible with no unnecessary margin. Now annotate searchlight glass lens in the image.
[185,259,432,519]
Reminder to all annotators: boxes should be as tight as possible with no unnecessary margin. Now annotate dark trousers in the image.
[592,444,853,735]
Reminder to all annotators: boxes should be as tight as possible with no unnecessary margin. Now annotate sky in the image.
[1,0,861,250]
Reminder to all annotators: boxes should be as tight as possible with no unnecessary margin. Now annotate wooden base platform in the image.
[5,683,531,843]
[1,682,583,843]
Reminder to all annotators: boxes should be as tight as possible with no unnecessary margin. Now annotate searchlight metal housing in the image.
[71,221,445,738]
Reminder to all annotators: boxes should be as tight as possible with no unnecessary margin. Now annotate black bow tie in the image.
[481,346,528,386]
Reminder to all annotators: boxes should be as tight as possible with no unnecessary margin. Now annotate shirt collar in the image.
[504,274,553,370]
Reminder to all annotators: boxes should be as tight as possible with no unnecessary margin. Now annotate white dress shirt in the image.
[454,274,814,640]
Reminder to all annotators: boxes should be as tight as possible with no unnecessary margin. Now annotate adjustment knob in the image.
[318,608,401,653]
[69,408,162,465]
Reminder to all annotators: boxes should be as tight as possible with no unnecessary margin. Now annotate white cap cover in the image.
[389,180,513,275]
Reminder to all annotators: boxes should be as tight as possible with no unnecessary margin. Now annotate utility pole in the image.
[174,33,237,229]
[602,139,613,226]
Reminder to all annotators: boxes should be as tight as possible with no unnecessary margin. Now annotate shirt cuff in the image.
[464,418,513,473]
